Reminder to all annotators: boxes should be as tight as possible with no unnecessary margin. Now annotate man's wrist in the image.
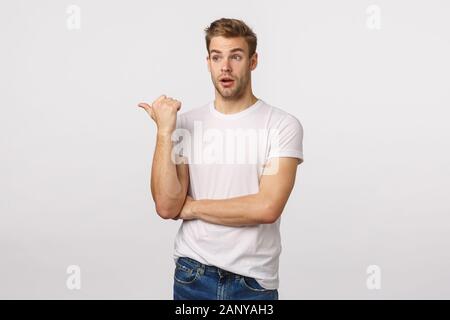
[191,200,200,219]
[157,130,173,138]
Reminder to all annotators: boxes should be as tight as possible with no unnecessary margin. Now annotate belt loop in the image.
[199,263,205,275]
[218,267,228,278]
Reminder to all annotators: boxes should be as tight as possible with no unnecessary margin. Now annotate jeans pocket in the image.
[241,276,272,292]
[174,258,200,285]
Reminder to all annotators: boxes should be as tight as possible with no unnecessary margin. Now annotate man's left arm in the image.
[177,157,301,226]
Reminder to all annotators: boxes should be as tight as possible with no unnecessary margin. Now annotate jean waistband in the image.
[177,256,239,277]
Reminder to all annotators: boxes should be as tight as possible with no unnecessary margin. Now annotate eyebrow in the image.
[210,48,245,54]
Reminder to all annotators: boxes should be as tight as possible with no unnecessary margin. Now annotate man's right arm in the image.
[150,131,189,219]
[138,95,189,220]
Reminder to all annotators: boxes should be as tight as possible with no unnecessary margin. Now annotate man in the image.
[138,18,304,300]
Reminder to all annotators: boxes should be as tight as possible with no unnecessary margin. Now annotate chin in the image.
[220,91,238,98]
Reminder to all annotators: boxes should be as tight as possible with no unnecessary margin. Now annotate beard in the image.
[212,74,249,100]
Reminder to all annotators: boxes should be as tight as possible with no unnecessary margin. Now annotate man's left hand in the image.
[172,195,196,221]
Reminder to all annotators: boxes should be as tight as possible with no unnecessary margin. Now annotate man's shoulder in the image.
[263,101,302,128]
[177,102,210,120]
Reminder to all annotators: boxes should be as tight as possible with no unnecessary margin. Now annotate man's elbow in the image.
[261,203,283,224]
[155,202,182,220]
[262,213,280,224]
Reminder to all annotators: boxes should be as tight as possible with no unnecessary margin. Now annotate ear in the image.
[250,52,258,71]
[206,55,211,73]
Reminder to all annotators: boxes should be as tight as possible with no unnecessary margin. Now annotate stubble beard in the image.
[213,74,249,101]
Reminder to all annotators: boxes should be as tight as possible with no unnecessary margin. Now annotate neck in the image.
[214,90,258,115]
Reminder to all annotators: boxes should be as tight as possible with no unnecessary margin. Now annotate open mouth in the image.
[220,78,235,87]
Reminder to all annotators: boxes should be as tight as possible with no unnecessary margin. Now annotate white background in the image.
[1,0,449,299]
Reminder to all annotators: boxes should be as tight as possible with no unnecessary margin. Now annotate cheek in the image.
[235,64,248,76]
[211,66,221,74]
[236,71,247,81]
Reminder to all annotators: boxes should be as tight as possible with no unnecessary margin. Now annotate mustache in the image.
[218,76,237,81]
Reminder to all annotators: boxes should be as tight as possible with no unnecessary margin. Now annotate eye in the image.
[211,56,220,62]
[232,55,242,60]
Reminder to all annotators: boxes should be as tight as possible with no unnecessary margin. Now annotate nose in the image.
[221,59,231,73]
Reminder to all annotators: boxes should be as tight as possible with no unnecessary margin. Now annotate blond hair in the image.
[204,18,257,57]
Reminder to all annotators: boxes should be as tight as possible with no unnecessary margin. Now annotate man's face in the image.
[207,36,257,100]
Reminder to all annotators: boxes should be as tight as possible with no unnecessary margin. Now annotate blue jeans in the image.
[173,256,279,300]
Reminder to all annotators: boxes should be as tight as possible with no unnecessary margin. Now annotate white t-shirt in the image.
[171,98,304,290]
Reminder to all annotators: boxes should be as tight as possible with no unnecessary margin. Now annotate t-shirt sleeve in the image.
[267,114,304,165]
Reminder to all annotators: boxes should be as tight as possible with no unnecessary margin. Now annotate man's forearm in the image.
[151,131,184,218]
[191,193,274,227]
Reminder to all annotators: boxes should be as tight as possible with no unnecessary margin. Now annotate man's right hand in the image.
[138,94,182,135]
